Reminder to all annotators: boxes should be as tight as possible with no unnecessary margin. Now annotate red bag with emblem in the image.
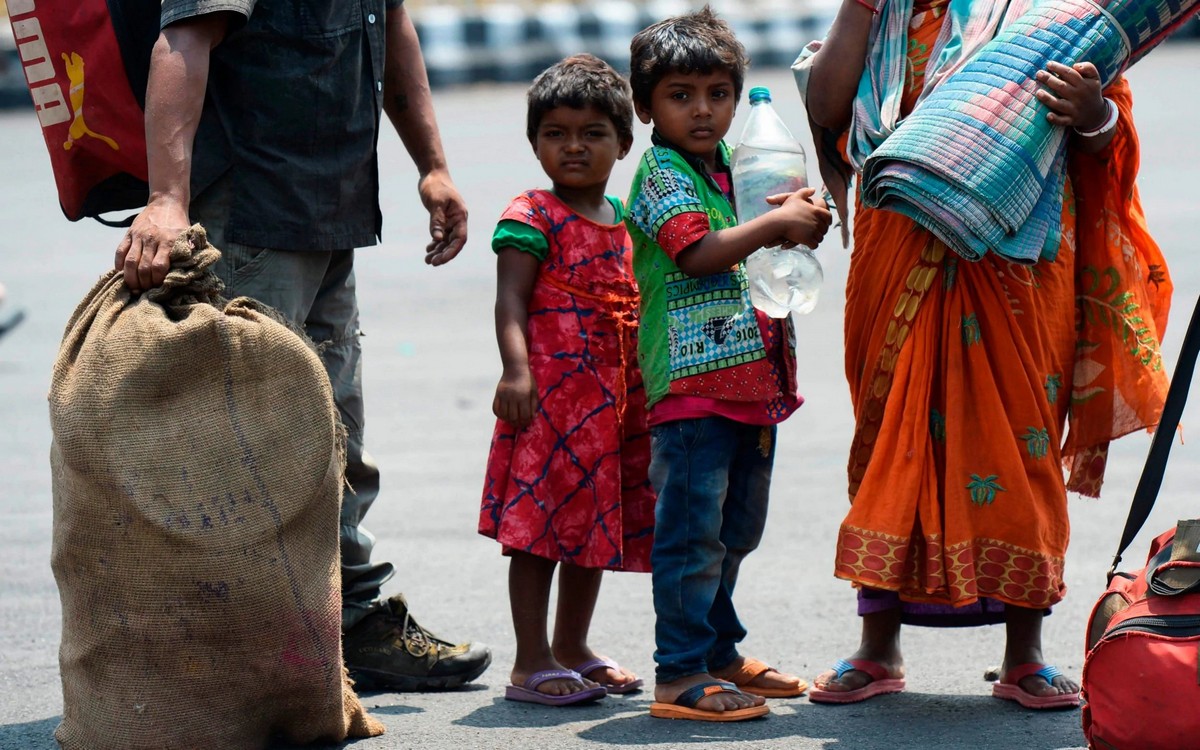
[6,0,158,223]
[1081,297,1200,750]
[1083,523,1200,749]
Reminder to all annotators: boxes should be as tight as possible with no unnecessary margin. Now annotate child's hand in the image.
[493,367,539,430]
[765,188,833,249]
[1034,61,1106,130]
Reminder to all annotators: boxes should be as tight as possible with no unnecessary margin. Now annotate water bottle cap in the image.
[748,87,771,103]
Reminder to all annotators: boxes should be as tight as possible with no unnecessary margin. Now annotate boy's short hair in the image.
[629,5,749,112]
[526,54,634,146]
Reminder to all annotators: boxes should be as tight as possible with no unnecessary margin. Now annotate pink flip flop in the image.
[991,663,1080,710]
[504,669,608,706]
[572,658,644,694]
[808,659,906,704]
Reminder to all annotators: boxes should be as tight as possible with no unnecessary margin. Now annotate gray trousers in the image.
[192,185,394,630]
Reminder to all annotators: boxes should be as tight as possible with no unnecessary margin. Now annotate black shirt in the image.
[161,0,404,251]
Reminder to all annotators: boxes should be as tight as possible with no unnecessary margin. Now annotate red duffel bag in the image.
[6,0,158,223]
[1081,297,1200,750]
[1083,522,1200,749]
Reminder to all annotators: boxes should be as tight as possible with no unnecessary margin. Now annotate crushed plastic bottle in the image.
[731,86,823,317]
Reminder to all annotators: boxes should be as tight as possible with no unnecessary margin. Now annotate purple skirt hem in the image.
[857,588,1048,627]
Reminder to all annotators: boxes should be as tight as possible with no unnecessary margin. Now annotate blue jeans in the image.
[648,416,775,683]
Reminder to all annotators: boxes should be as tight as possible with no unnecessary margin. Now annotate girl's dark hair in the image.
[629,5,749,111]
[526,54,634,146]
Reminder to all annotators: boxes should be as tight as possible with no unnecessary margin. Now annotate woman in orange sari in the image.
[799,0,1172,707]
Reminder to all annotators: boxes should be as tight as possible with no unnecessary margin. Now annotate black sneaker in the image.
[343,594,491,691]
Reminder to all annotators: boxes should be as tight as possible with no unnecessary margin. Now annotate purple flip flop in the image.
[504,669,608,705]
[573,658,645,695]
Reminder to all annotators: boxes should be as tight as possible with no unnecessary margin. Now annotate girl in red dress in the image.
[479,55,655,706]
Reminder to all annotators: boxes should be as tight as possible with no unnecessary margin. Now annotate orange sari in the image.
[836,0,1172,609]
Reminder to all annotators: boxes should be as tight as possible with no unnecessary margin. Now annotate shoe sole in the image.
[648,702,770,722]
[348,651,493,692]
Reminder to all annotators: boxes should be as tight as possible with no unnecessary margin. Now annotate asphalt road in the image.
[2,48,1199,750]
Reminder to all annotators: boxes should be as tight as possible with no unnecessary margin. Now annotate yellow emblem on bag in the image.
[62,51,120,152]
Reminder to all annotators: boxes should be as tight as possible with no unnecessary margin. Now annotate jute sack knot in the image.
[49,225,384,749]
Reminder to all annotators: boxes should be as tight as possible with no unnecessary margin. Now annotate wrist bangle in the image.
[1075,98,1118,138]
[853,0,880,13]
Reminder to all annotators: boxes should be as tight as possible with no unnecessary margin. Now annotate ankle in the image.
[654,672,714,697]
[550,641,594,663]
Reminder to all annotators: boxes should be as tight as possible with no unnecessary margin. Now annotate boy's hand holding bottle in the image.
[764,187,832,249]
[731,86,832,317]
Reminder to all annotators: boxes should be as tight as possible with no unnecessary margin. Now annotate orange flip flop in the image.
[719,657,808,698]
[808,659,906,704]
[991,664,1080,709]
[649,681,770,722]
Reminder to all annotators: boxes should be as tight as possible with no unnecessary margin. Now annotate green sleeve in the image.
[492,220,548,261]
[607,195,625,223]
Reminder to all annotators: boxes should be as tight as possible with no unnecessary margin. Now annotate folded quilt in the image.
[860,0,1199,263]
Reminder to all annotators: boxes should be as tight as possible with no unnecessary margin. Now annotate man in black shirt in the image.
[113,0,490,691]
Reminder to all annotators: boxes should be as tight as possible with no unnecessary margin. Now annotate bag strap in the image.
[1146,559,1200,596]
[1108,295,1200,580]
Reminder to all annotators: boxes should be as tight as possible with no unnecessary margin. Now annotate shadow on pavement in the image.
[265,694,425,747]
[358,683,490,697]
[7,713,431,750]
[577,700,810,746]
[0,716,60,750]
[362,704,424,716]
[567,693,1086,749]
[454,694,645,729]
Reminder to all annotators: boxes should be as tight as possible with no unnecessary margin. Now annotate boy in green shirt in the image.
[626,6,831,722]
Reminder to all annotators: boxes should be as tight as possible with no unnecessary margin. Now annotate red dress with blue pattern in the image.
[479,190,655,572]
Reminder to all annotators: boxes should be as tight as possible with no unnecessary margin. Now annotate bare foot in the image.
[1003,605,1078,698]
[711,656,805,694]
[813,653,904,694]
[816,608,904,694]
[560,653,640,692]
[1001,663,1079,698]
[655,673,765,713]
[511,662,599,697]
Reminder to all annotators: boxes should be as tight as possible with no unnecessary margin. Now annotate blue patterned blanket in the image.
[859,0,1198,263]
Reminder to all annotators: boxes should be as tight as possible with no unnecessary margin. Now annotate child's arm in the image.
[675,189,832,277]
[493,248,541,429]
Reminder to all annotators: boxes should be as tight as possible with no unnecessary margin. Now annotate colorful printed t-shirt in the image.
[625,137,798,424]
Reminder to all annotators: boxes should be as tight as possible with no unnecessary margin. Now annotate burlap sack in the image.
[49,227,384,749]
